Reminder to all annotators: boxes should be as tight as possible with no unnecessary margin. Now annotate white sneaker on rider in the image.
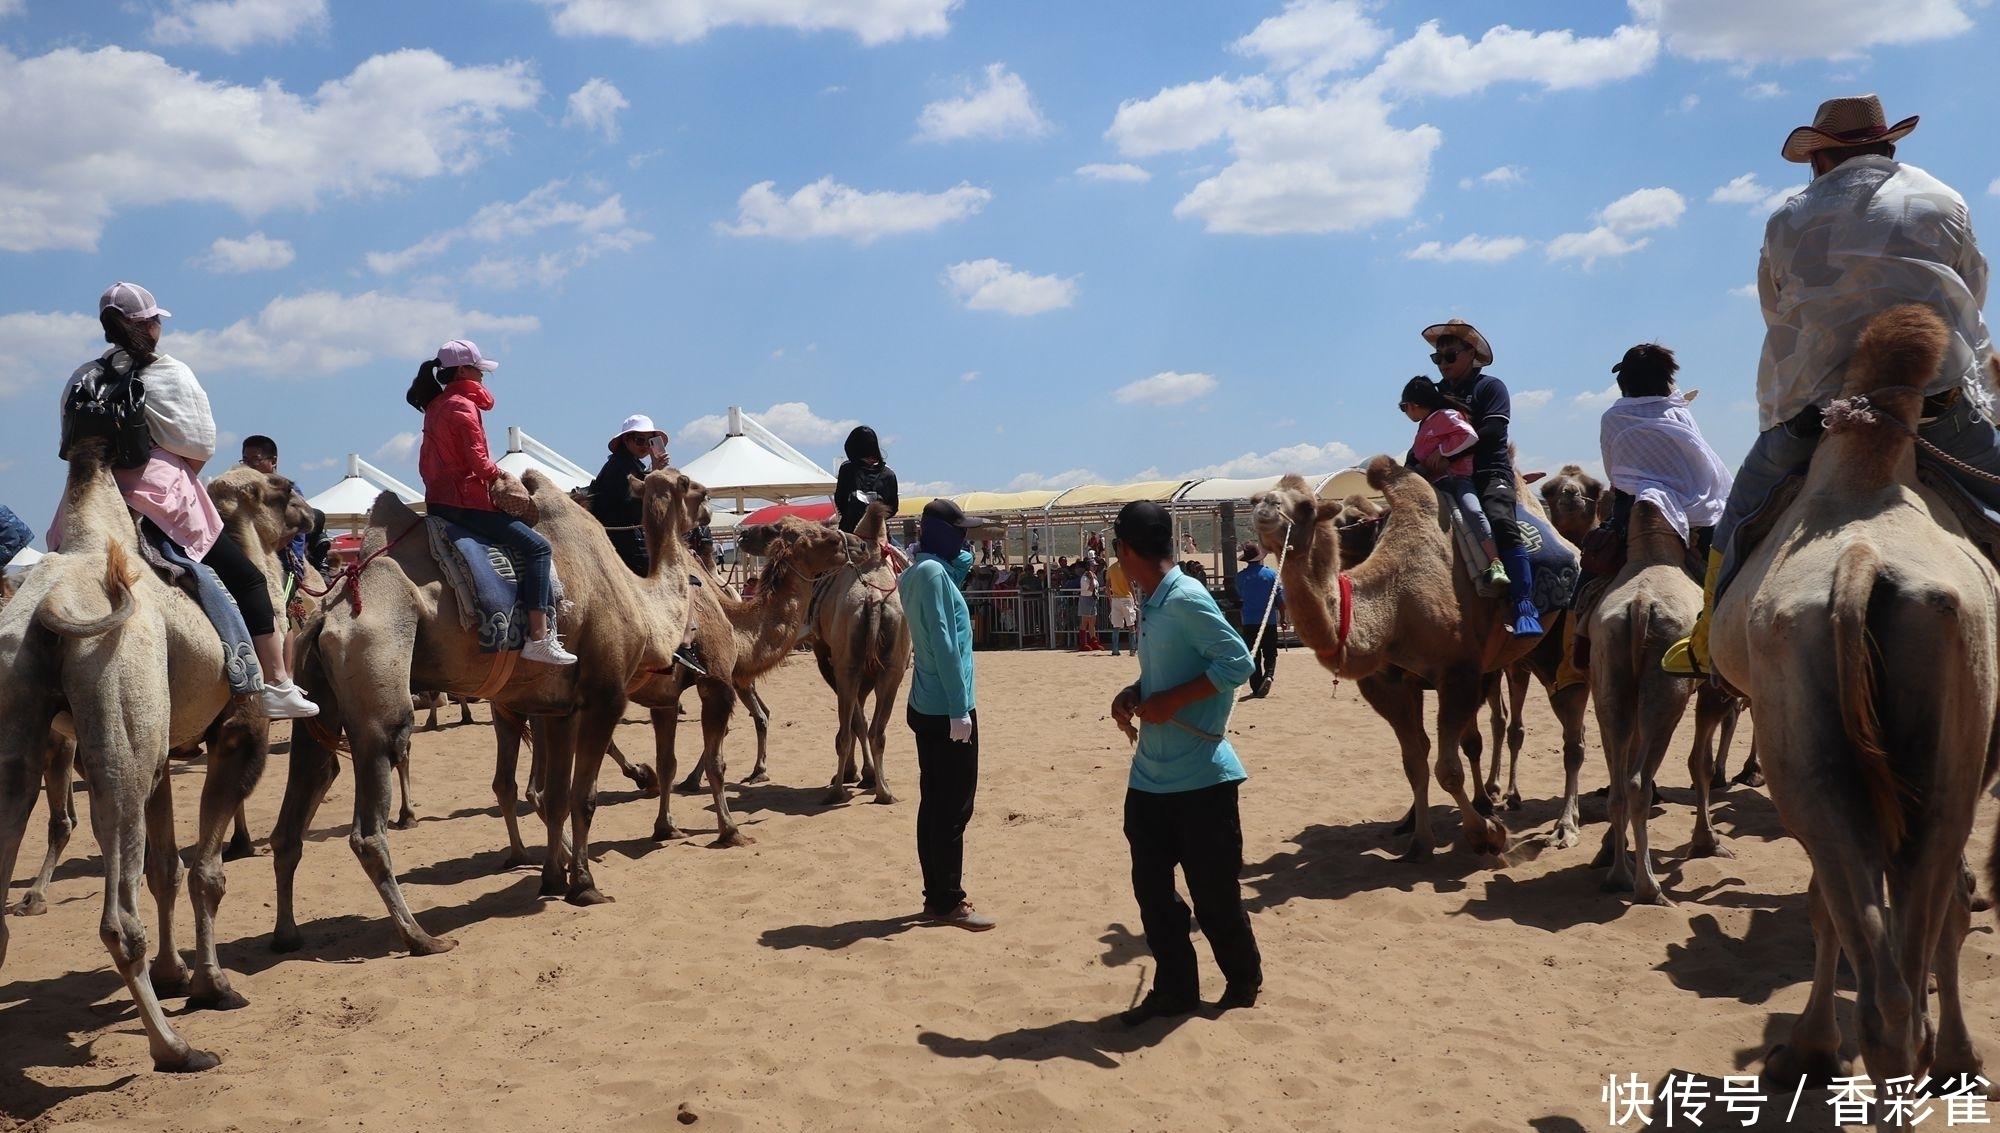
[521,632,578,666]
[255,680,320,719]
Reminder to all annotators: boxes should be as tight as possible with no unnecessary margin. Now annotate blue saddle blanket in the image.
[425,517,563,653]
[138,521,259,695]
[1444,497,1579,614]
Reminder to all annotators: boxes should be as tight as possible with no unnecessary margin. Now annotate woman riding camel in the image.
[591,413,668,577]
[55,282,318,718]
[406,339,576,667]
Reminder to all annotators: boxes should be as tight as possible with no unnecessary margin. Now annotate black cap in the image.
[922,498,989,528]
[1239,541,1262,562]
[1612,343,1668,373]
[1113,500,1173,551]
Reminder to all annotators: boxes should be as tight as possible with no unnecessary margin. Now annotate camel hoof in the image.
[1972,892,1995,915]
[1504,792,1523,812]
[1473,822,1509,855]
[743,771,770,785]
[629,764,661,797]
[152,968,192,998]
[1734,769,1766,789]
[157,1048,222,1074]
[187,987,250,1012]
[652,823,689,842]
[711,829,756,849]
[1761,1043,1850,1091]
[391,813,416,831]
[1394,842,1434,864]
[538,874,566,899]
[1690,840,1734,860]
[11,894,49,916]
[674,776,706,796]
[408,934,458,956]
[566,886,614,907]
[872,791,897,805]
[1391,807,1417,837]
[1602,872,1634,893]
[1552,826,1580,851]
[499,852,534,872]
[271,929,305,954]
[823,786,853,805]
[221,841,256,862]
[1636,888,1675,908]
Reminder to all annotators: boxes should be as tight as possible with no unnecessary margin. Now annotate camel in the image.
[1586,499,1734,905]
[807,502,910,805]
[269,467,698,953]
[1251,458,1561,858]
[0,441,281,1072]
[1714,305,1999,1097]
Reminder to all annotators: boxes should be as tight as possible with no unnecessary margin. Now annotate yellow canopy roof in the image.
[897,495,934,519]
[1048,480,1187,509]
[955,490,1061,514]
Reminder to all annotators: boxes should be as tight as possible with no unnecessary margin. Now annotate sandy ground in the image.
[5,649,1999,1133]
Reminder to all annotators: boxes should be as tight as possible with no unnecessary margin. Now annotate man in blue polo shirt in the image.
[1109,500,1261,1025]
[1234,541,1283,699]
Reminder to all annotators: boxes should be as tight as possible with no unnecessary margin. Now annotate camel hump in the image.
[1829,539,1907,851]
[1365,455,1437,516]
[1846,304,1951,397]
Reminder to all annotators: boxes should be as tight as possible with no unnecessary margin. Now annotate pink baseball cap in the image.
[99,281,170,320]
[436,339,498,372]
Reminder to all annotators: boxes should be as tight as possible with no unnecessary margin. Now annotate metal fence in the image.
[961,586,1292,651]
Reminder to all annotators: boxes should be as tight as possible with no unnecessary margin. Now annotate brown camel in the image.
[1585,499,1734,905]
[0,441,275,1072]
[807,502,910,805]
[1716,305,1999,1095]
[1251,458,1553,858]
[269,467,698,953]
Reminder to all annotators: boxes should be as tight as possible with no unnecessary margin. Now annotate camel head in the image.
[1333,494,1386,566]
[632,467,706,573]
[1250,474,1335,560]
[853,500,892,549]
[1538,464,1604,543]
[208,467,312,553]
[740,516,854,585]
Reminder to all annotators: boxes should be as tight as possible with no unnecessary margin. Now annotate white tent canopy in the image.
[3,545,43,584]
[677,407,837,508]
[308,455,423,529]
[496,426,593,493]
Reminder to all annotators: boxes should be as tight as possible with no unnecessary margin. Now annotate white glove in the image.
[949,715,973,743]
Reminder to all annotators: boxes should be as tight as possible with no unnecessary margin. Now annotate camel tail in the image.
[35,543,140,638]
[1830,540,1905,852]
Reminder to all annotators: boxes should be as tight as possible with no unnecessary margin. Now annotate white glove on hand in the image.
[949,715,973,743]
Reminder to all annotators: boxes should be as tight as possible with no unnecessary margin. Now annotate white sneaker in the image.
[521,633,578,666]
[256,680,320,719]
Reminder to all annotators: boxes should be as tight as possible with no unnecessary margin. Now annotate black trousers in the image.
[1239,623,1278,689]
[908,707,978,913]
[1123,781,1262,1000]
[200,529,275,637]
[1473,466,1521,553]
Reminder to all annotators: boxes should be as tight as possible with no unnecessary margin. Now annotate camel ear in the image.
[1683,388,1699,402]
[1523,470,1547,484]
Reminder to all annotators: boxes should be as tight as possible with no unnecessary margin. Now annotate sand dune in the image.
[5,649,1996,1132]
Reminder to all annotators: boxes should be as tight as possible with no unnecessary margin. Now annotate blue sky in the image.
[2,0,1996,538]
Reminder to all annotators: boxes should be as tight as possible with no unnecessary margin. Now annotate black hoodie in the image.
[834,425,898,533]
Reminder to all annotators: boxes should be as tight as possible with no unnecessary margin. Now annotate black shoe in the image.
[1118,990,1198,1027]
[673,645,708,679]
[1217,983,1259,1011]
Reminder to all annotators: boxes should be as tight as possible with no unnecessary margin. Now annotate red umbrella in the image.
[739,501,836,526]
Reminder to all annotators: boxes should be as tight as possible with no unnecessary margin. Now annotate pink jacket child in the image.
[1411,407,1479,481]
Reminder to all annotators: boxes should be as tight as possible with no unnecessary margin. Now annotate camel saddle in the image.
[424,517,567,654]
[135,519,259,695]
[1438,487,1579,612]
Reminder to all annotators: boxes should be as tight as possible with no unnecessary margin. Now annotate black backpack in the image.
[60,349,153,469]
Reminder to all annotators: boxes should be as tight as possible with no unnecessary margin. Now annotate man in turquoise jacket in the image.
[903,499,995,931]
[1109,500,1261,1024]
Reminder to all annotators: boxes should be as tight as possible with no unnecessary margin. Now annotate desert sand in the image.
[5,648,1999,1132]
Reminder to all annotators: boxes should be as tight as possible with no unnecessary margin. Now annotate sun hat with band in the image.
[609,413,668,453]
[1420,318,1493,367]
[436,339,498,372]
[1781,94,1917,164]
[100,281,170,321]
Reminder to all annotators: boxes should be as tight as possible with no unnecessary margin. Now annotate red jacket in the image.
[420,379,504,510]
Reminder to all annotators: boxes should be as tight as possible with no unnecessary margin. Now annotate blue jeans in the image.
[1438,475,1498,547]
[427,502,556,616]
[1715,394,2000,590]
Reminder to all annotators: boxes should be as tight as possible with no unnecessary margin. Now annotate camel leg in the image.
[1734,733,1764,788]
[697,680,751,847]
[222,804,254,861]
[1763,875,1853,1088]
[606,739,660,797]
[492,709,533,869]
[1624,684,1692,906]
[865,673,902,805]
[537,713,578,899]
[1503,663,1532,811]
[1549,683,1589,850]
[14,734,77,917]
[564,703,621,905]
[650,703,690,841]
[185,707,267,1011]
[1707,695,1742,790]
[1930,875,1984,1081]
[1685,684,1733,860]
[458,698,475,726]
[1355,673,1438,860]
[1591,672,1637,885]
[1811,852,1916,1090]
[347,715,455,955]
[269,726,340,953]
[1474,672,1502,807]
[142,768,192,996]
[741,682,773,785]
[672,692,708,797]
[0,719,50,959]
[824,681,861,805]
[1434,668,1506,855]
[390,753,416,831]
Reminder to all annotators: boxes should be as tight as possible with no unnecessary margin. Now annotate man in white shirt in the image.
[1666,94,1999,676]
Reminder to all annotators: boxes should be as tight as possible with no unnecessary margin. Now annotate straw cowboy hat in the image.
[1781,94,1917,163]
[609,413,667,452]
[1421,319,1493,367]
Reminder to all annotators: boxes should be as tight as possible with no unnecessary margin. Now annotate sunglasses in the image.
[1429,350,1460,365]
[1398,400,1416,411]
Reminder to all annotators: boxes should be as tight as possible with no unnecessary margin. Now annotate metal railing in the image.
[958,586,1291,651]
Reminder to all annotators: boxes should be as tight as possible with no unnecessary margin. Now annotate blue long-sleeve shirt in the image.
[0,506,31,572]
[902,551,975,717]
[1131,566,1254,793]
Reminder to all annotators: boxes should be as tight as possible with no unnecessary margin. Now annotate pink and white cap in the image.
[437,339,499,372]
[99,281,170,320]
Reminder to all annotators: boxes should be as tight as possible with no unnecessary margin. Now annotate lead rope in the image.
[1139,521,1294,746]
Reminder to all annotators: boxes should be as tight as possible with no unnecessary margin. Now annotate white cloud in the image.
[1709,172,1804,213]
[1115,371,1218,407]
[960,370,979,382]
[718,177,991,243]
[375,432,420,463]
[150,0,327,52]
[1077,162,1151,183]
[1574,384,1621,410]
[1548,186,1686,266]
[366,181,649,286]
[0,310,99,397]
[1514,389,1555,411]
[916,63,1049,142]
[297,456,340,472]
[1633,0,1975,62]
[1005,468,1099,491]
[0,0,20,17]
[1368,20,1660,98]
[1745,81,1785,99]
[1460,165,1524,190]
[1232,0,1392,87]
[169,291,538,375]
[564,78,629,142]
[1106,76,1272,158]
[0,46,540,253]
[195,232,295,273]
[1406,234,1529,263]
[1179,441,1360,480]
[905,479,961,496]
[1679,92,1699,112]
[678,402,859,448]
[537,0,958,44]
[1729,282,1759,299]
[942,259,1078,316]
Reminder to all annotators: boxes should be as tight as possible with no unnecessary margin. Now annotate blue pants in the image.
[1716,393,2000,589]
[428,502,556,616]
[1438,474,1498,548]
